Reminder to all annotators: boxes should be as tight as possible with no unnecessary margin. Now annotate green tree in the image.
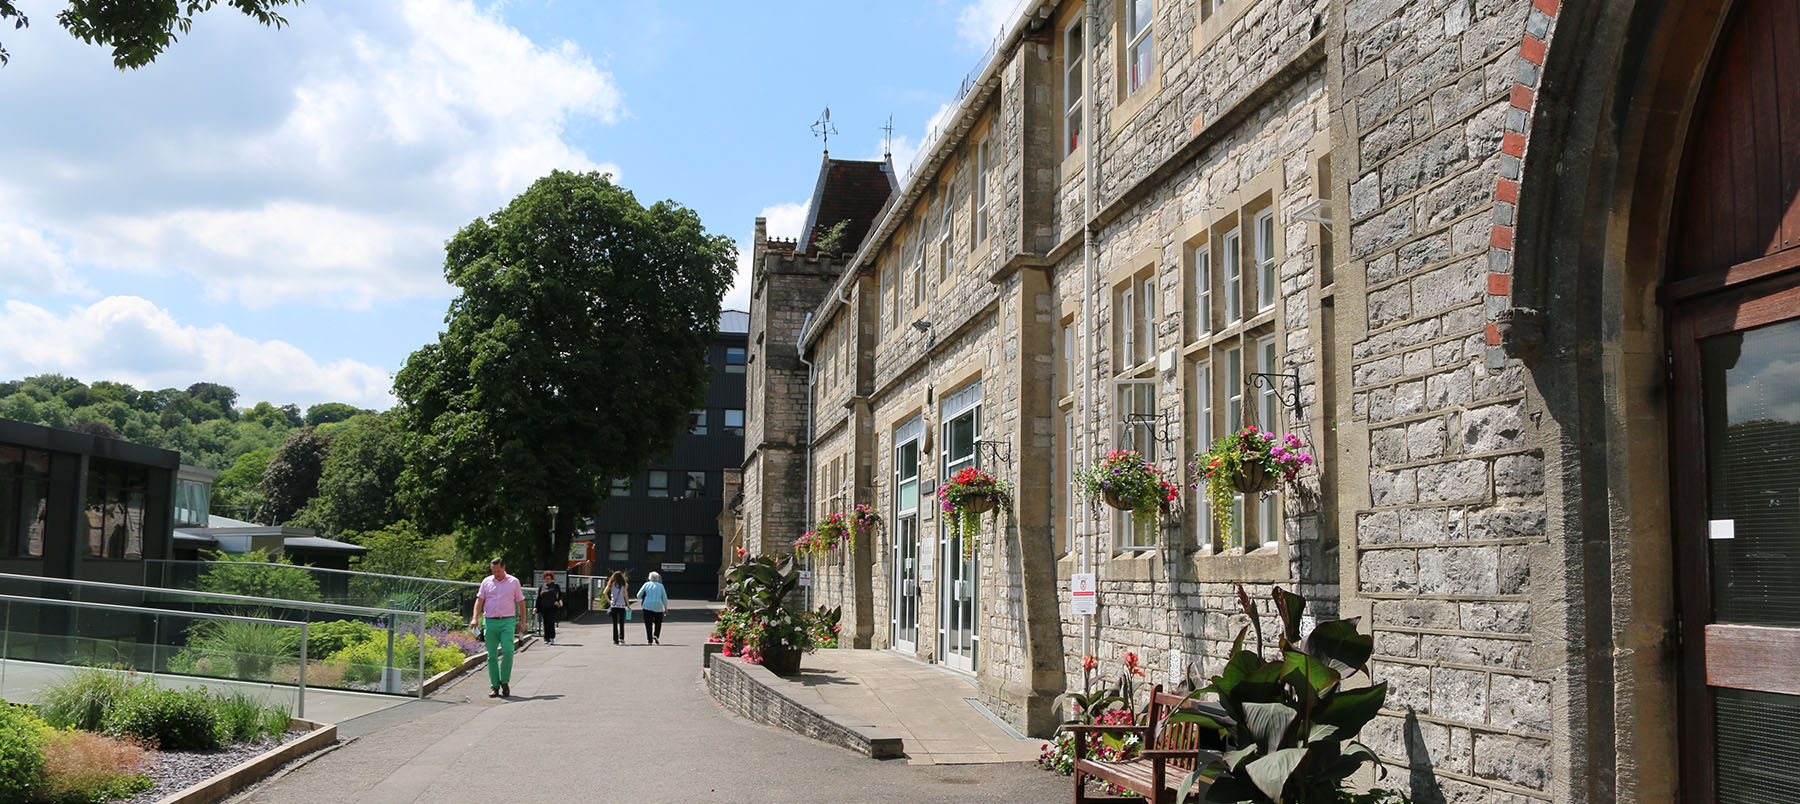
[212,447,272,519]
[304,402,363,427]
[257,427,329,525]
[292,412,406,536]
[0,0,304,68]
[395,170,734,571]
[197,549,321,602]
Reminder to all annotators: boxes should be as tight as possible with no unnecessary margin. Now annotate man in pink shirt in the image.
[469,557,525,698]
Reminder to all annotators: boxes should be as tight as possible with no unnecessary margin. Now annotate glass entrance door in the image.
[938,383,981,673]
[891,419,922,653]
[1672,288,1800,802]
[939,528,978,672]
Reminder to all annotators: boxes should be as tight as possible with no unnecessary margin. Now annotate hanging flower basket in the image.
[1191,427,1315,542]
[1076,450,1180,536]
[1232,460,1278,494]
[939,467,1013,560]
[1101,487,1133,511]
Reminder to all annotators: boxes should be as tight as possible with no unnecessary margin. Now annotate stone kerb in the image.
[152,718,338,804]
[704,654,903,759]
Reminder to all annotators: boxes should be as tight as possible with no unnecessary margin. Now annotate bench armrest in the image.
[1058,723,1147,734]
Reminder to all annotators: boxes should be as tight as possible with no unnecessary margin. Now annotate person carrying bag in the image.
[536,571,563,645]
[603,571,630,645]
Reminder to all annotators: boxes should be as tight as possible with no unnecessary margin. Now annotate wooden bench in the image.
[1062,684,1225,804]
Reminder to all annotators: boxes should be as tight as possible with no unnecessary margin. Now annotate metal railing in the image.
[0,593,313,717]
[0,573,430,699]
[905,0,1037,181]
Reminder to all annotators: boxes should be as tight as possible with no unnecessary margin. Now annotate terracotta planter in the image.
[1232,461,1278,494]
[761,645,803,676]
[963,494,997,514]
[1102,487,1134,511]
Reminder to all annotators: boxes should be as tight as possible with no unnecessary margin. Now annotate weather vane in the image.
[882,115,895,160]
[812,107,838,156]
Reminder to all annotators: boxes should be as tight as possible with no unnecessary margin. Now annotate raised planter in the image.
[760,645,803,676]
[153,718,337,804]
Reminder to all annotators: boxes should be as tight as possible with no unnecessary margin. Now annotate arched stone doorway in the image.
[1506,0,1798,801]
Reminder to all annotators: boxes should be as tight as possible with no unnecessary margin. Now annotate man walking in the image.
[537,571,563,645]
[470,557,525,698]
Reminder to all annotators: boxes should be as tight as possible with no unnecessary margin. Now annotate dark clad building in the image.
[582,311,748,597]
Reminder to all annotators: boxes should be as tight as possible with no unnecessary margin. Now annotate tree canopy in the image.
[0,0,303,68]
[257,426,328,525]
[395,170,735,570]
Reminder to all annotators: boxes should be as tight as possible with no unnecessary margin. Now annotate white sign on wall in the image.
[1070,572,1097,616]
[798,570,812,587]
[920,537,935,582]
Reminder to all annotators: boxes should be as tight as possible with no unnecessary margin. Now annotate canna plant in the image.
[1168,584,1394,804]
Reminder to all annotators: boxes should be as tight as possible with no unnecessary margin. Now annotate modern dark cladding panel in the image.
[585,322,745,596]
[0,417,179,583]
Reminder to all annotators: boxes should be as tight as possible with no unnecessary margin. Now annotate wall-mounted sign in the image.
[798,570,813,587]
[1071,573,1097,615]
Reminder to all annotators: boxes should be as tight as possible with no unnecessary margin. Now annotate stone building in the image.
[740,0,1800,801]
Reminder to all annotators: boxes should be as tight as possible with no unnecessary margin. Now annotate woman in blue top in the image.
[637,571,669,645]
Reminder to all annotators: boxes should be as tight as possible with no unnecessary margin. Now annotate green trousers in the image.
[483,617,517,688]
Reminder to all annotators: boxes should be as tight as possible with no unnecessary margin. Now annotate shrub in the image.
[424,610,465,633]
[198,549,322,602]
[213,693,288,744]
[167,620,299,682]
[331,632,463,686]
[303,620,380,658]
[36,729,154,804]
[102,685,222,751]
[0,702,47,804]
[35,669,128,733]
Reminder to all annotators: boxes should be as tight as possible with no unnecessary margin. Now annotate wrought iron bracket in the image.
[974,437,1012,472]
[1246,371,1303,420]
[1122,412,1177,456]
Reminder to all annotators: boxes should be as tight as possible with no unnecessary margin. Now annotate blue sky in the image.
[0,0,1021,409]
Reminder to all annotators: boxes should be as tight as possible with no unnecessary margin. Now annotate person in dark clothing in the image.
[536,571,563,645]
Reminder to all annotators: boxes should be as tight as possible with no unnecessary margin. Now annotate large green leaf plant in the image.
[1169,585,1402,804]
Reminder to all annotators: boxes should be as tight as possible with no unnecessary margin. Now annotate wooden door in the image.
[1666,1,1800,799]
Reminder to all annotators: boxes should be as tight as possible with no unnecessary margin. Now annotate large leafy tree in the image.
[0,0,303,68]
[257,426,328,524]
[395,170,735,571]
[292,412,406,536]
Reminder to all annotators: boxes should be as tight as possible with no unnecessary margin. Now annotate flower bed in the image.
[1,668,297,804]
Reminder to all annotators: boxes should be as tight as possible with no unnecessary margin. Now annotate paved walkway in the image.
[794,649,1043,765]
[226,600,1064,804]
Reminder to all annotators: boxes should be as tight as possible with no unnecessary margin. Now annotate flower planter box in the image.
[761,645,803,676]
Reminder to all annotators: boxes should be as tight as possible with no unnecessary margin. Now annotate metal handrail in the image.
[0,593,313,717]
[143,558,481,589]
[0,572,427,696]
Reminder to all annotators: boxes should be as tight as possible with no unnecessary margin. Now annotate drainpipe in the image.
[798,312,816,610]
[1079,0,1099,664]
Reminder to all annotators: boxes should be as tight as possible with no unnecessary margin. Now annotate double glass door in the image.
[939,528,978,672]
[1672,283,1800,802]
[891,420,922,653]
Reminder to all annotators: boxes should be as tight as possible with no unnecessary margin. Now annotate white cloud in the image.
[0,297,395,410]
[956,0,1022,50]
[0,0,623,308]
[761,201,809,240]
[725,200,810,313]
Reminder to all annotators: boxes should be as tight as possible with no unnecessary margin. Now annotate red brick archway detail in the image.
[1483,0,1563,368]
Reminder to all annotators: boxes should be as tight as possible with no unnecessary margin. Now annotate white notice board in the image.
[1071,572,1097,615]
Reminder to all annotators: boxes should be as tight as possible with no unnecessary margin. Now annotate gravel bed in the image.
[119,730,309,804]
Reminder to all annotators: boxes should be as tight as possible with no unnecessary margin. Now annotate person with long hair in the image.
[603,570,630,644]
[637,571,668,645]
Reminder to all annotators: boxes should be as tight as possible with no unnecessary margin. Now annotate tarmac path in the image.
[227,599,1066,804]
